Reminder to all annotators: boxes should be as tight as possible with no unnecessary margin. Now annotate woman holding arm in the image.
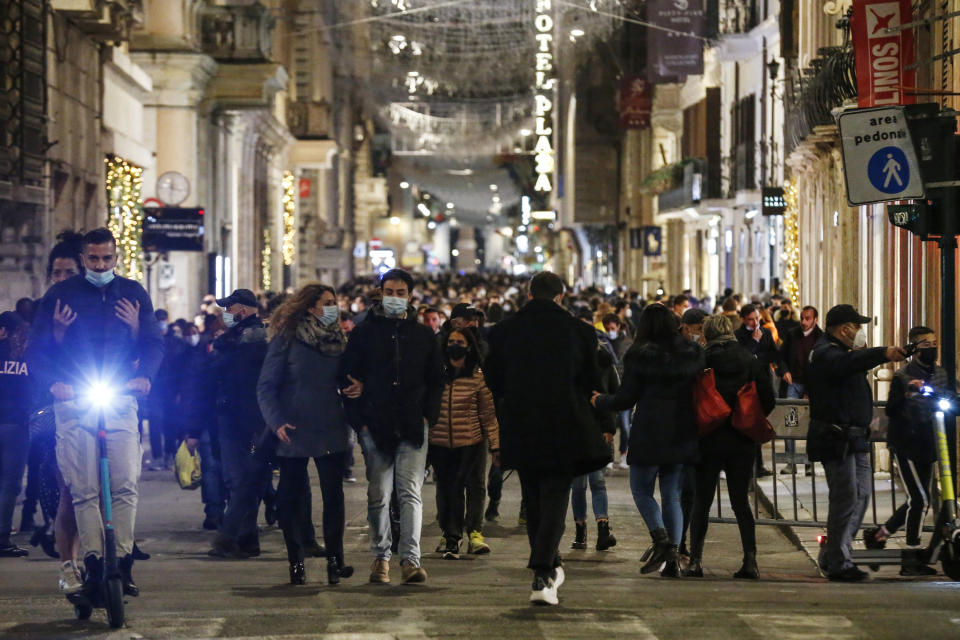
[593,304,703,578]
[257,284,355,585]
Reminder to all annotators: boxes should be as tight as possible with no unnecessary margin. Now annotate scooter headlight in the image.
[84,381,116,409]
[921,385,935,397]
[938,398,953,412]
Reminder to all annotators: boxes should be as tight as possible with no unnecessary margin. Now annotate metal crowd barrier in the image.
[707,398,930,530]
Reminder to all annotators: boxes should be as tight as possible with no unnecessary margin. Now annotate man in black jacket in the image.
[806,304,905,581]
[28,228,163,597]
[864,326,949,575]
[340,269,443,585]
[777,306,822,474]
[734,303,779,370]
[484,272,608,606]
[207,289,270,559]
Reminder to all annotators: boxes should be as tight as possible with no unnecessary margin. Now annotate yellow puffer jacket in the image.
[430,369,500,451]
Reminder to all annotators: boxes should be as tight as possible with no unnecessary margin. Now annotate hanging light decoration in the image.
[104,155,145,282]
[281,171,297,267]
[261,228,273,291]
[782,176,800,304]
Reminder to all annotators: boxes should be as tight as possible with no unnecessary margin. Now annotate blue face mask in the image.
[222,311,237,328]
[319,305,339,326]
[382,296,408,317]
[85,270,115,288]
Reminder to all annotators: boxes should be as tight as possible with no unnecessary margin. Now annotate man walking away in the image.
[484,271,609,606]
[806,304,906,582]
[340,269,443,585]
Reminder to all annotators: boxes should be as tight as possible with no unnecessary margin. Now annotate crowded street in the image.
[4,0,960,638]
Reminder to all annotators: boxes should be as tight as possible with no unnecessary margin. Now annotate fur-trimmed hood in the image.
[623,335,704,381]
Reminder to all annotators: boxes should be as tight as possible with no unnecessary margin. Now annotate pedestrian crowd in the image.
[0,229,946,608]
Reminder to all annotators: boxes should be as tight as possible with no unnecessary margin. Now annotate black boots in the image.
[733,551,759,580]
[327,557,354,585]
[571,522,587,550]
[119,554,139,597]
[683,558,704,577]
[289,561,306,585]
[640,528,671,574]
[596,520,617,551]
[484,500,500,523]
[660,545,681,578]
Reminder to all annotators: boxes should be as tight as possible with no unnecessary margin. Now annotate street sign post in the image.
[838,106,925,205]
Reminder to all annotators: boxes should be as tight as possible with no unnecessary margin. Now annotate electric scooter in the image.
[838,387,960,579]
[67,382,127,628]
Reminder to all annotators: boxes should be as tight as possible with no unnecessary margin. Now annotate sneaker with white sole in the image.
[58,560,83,594]
[529,566,564,606]
[618,459,629,470]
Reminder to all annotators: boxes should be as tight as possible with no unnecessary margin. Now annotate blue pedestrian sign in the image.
[867,147,909,194]
[838,106,924,205]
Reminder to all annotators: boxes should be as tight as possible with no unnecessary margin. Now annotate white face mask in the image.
[625,308,633,318]
[187,335,200,347]
[607,330,619,341]
[350,302,360,313]
[853,327,867,349]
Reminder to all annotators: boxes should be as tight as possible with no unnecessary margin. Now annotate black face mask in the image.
[918,347,938,365]
[446,344,468,360]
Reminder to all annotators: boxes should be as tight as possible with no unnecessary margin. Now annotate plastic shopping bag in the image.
[174,441,202,490]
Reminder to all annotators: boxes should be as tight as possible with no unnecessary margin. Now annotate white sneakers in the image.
[529,566,565,606]
[58,560,83,594]
[618,459,629,470]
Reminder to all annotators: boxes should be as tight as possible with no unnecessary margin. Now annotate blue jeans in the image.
[618,412,631,454]
[629,463,684,544]
[0,423,29,541]
[360,426,429,567]
[571,470,608,521]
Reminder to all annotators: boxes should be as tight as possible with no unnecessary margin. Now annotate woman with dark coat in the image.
[593,304,704,577]
[257,283,356,585]
[686,314,775,579]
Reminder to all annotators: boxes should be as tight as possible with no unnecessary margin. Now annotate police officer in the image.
[806,304,906,581]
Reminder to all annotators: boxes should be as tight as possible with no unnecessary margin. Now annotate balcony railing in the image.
[655,158,722,212]
[784,45,857,155]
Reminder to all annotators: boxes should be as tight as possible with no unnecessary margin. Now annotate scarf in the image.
[296,312,347,357]
[705,334,737,350]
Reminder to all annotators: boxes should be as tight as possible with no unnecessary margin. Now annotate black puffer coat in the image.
[595,336,704,466]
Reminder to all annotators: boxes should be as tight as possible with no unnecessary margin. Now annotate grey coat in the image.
[257,336,351,459]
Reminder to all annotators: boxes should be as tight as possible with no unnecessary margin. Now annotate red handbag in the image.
[732,381,775,444]
[693,369,731,438]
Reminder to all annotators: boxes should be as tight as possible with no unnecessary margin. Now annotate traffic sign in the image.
[838,106,925,205]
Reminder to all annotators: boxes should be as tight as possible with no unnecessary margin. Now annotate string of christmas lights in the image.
[782,176,800,304]
[104,156,144,282]
[281,171,297,267]
[262,228,273,291]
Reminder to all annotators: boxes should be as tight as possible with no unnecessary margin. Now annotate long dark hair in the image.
[267,283,336,342]
[635,303,680,349]
[441,327,479,379]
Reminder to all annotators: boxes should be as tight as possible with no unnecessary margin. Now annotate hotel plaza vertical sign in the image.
[533,0,555,196]
[852,0,915,108]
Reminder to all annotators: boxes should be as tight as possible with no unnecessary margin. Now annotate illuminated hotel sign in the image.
[534,0,554,194]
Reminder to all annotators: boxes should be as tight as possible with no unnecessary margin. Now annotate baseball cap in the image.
[681,308,709,326]
[451,303,481,320]
[216,289,258,309]
[825,304,871,329]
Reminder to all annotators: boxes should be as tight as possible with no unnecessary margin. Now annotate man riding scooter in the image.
[865,326,951,575]
[27,228,163,602]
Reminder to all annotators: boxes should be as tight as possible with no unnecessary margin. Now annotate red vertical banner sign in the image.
[852,0,916,107]
[618,76,651,129]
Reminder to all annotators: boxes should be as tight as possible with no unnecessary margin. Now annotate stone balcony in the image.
[50,0,143,42]
[287,100,331,140]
